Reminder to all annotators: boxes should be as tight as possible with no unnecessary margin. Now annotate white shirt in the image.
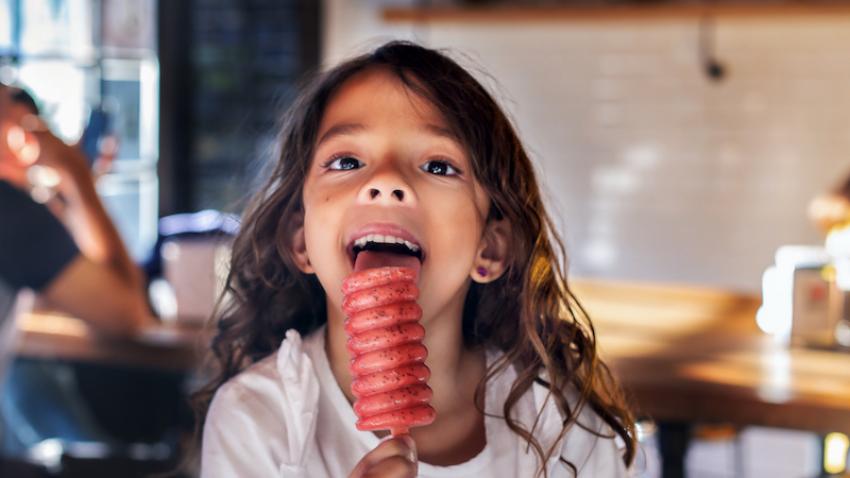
[201,325,629,477]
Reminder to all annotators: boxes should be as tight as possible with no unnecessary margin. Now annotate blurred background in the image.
[3,0,850,477]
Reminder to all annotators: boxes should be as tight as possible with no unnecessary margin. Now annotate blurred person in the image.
[0,84,156,471]
[0,83,153,335]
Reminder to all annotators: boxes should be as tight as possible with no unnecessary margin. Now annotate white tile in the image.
[326,6,850,290]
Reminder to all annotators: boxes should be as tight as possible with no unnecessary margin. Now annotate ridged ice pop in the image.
[342,265,436,436]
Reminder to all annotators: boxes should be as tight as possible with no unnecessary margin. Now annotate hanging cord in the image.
[700,14,726,82]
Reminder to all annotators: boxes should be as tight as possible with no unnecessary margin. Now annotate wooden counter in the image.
[15,311,208,371]
[575,279,850,434]
[16,279,850,434]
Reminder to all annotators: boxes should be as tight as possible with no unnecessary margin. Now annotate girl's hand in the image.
[349,435,418,478]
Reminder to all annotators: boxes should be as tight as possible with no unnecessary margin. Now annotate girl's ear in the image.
[291,211,314,274]
[470,218,510,284]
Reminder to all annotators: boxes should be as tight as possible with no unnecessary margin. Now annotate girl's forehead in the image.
[318,68,450,137]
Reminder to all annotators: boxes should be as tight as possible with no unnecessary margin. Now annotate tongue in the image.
[354,251,421,278]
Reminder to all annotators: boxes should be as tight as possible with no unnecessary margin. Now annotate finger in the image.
[6,124,25,151]
[349,436,417,478]
[6,111,51,158]
[19,113,48,133]
[370,435,417,466]
[362,456,417,478]
[98,134,119,157]
[4,100,36,126]
[6,125,40,165]
[95,135,119,173]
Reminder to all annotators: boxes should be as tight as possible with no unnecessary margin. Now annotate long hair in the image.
[192,41,636,476]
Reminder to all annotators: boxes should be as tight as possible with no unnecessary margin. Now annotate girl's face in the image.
[299,68,492,325]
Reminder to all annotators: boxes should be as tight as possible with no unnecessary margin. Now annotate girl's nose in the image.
[368,187,405,201]
[358,169,415,206]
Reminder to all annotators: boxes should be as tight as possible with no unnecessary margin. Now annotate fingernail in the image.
[20,143,39,165]
[7,126,24,151]
[401,435,417,463]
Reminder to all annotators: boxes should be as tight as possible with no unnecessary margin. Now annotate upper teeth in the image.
[353,234,420,252]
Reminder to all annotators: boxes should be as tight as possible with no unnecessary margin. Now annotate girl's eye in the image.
[421,159,459,176]
[326,155,362,171]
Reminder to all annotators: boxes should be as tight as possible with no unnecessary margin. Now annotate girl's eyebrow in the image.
[423,123,460,143]
[316,122,366,148]
[316,121,460,147]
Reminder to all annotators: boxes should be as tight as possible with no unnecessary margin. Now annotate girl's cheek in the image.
[430,198,483,260]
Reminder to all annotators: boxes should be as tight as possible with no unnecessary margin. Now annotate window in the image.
[1,0,158,260]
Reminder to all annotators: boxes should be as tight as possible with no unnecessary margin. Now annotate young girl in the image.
[196,41,636,477]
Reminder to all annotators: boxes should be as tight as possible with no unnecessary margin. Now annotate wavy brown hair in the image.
[193,41,636,476]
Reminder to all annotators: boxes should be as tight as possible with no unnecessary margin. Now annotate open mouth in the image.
[347,234,424,267]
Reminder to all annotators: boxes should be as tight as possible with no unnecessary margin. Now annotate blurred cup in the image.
[157,238,231,324]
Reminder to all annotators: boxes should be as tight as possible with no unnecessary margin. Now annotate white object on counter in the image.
[158,238,232,324]
[826,225,850,291]
[757,245,831,343]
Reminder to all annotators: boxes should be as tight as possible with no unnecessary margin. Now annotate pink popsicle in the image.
[342,257,436,437]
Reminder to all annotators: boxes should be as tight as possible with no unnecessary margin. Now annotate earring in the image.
[476,266,488,277]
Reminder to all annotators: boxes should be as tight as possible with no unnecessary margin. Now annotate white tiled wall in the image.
[323,1,850,292]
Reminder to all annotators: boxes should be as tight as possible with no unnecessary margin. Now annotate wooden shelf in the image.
[384,3,850,23]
